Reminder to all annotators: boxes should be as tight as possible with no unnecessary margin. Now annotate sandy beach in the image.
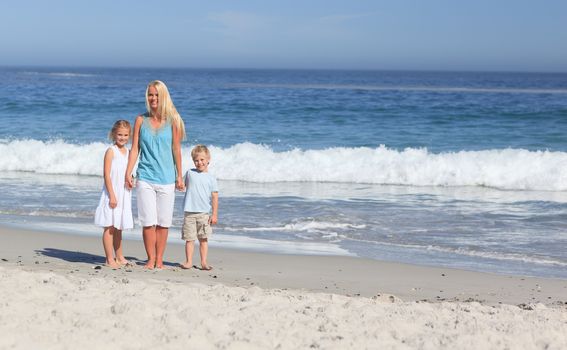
[1,226,566,349]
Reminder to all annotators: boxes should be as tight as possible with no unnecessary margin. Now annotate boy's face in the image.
[193,152,210,172]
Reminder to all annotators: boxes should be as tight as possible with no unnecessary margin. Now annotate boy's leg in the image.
[199,238,211,270]
[180,240,195,269]
[102,227,119,268]
[142,225,157,269]
[113,229,128,265]
[180,213,197,269]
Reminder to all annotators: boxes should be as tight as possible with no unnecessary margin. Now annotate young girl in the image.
[94,120,134,268]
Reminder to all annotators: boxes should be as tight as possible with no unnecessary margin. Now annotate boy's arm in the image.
[209,192,218,225]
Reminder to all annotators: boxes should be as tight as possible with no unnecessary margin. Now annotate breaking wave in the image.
[1,139,567,191]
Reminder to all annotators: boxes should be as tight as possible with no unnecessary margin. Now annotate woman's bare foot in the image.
[155,259,165,269]
[143,260,155,269]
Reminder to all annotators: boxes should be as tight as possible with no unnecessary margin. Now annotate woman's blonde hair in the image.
[145,80,186,139]
[108,119,131,141]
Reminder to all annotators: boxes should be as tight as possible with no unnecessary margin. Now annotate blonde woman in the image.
[125,80,186,269]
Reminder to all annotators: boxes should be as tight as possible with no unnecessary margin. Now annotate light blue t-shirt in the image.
[183,169,219,213]
[136,116,176,185]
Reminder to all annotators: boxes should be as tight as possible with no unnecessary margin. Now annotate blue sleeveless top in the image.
[136,116,176,185]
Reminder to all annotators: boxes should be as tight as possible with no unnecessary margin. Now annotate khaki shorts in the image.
[182,212,212,241]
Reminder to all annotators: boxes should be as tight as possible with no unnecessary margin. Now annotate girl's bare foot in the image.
[117,257,131,266]
[200,264,213,271]
[105,260,120,269]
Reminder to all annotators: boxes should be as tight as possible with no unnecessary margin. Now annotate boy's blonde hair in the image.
[108,120,131,141]
[145,80,186,140]
[191,144,210,159]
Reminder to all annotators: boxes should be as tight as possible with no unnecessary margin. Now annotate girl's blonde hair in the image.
[108,120,131,141]
[191,144,210,159]
[145,80,186,139]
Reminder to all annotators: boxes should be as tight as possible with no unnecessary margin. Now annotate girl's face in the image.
[114,127,130,147]
[147,85,159,110]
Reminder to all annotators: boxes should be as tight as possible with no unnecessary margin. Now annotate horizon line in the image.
[0,64,566,75]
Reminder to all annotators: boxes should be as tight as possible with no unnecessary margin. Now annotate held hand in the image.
[209,214,218,225]
[176,176,185,191]
[125,175,134,190]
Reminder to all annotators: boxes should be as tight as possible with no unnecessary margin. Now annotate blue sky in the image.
[1,0,566,72]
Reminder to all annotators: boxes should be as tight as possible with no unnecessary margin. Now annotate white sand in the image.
[1,227,566,349]
[1,267,566,349]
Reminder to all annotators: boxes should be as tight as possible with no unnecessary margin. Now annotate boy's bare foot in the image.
[179,263,192,269]
[200,265,213,271]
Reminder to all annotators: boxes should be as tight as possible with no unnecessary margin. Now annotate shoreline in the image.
[2,226,566,306]
[2,226,567,349]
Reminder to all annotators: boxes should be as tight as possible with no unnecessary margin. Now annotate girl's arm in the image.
[209,192,218,225]
[125,116,143,189]
[172,122,185,191]
[103,148,117,209]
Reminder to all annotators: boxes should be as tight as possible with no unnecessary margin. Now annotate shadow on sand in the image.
[35,248,177,267]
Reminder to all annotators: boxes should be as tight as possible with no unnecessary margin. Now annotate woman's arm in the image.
[103,148,117,208]
[125,116,143,189]
[172,122,185,191]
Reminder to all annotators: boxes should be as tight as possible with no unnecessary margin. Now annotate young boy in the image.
[180,145,219,270]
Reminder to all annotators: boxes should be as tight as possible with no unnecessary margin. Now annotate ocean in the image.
[1,67,567,278]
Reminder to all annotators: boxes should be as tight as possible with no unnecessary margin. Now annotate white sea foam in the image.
[210,143,567,191]
[224,220,366,233]
[0,139,106,176]
[361,239,567,267]
[2,139,567,191]
[21,71,96,77]
[223,219,363,242]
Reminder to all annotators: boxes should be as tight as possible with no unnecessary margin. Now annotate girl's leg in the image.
[143,225,157,269]
[199,238,211,270]
[113,229,128,264]
[155,226,168,269]
[102,227,119,268]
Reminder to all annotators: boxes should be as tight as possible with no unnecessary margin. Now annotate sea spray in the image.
[2,139,566,191]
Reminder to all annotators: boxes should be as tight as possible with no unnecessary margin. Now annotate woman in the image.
[125,80,186,269]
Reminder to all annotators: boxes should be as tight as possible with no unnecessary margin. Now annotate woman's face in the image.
[147,85,159,110]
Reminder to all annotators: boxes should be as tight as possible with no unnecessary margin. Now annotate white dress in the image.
[94,145,134,230]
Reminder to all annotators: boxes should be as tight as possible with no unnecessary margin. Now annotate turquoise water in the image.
[1,67,567,278]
